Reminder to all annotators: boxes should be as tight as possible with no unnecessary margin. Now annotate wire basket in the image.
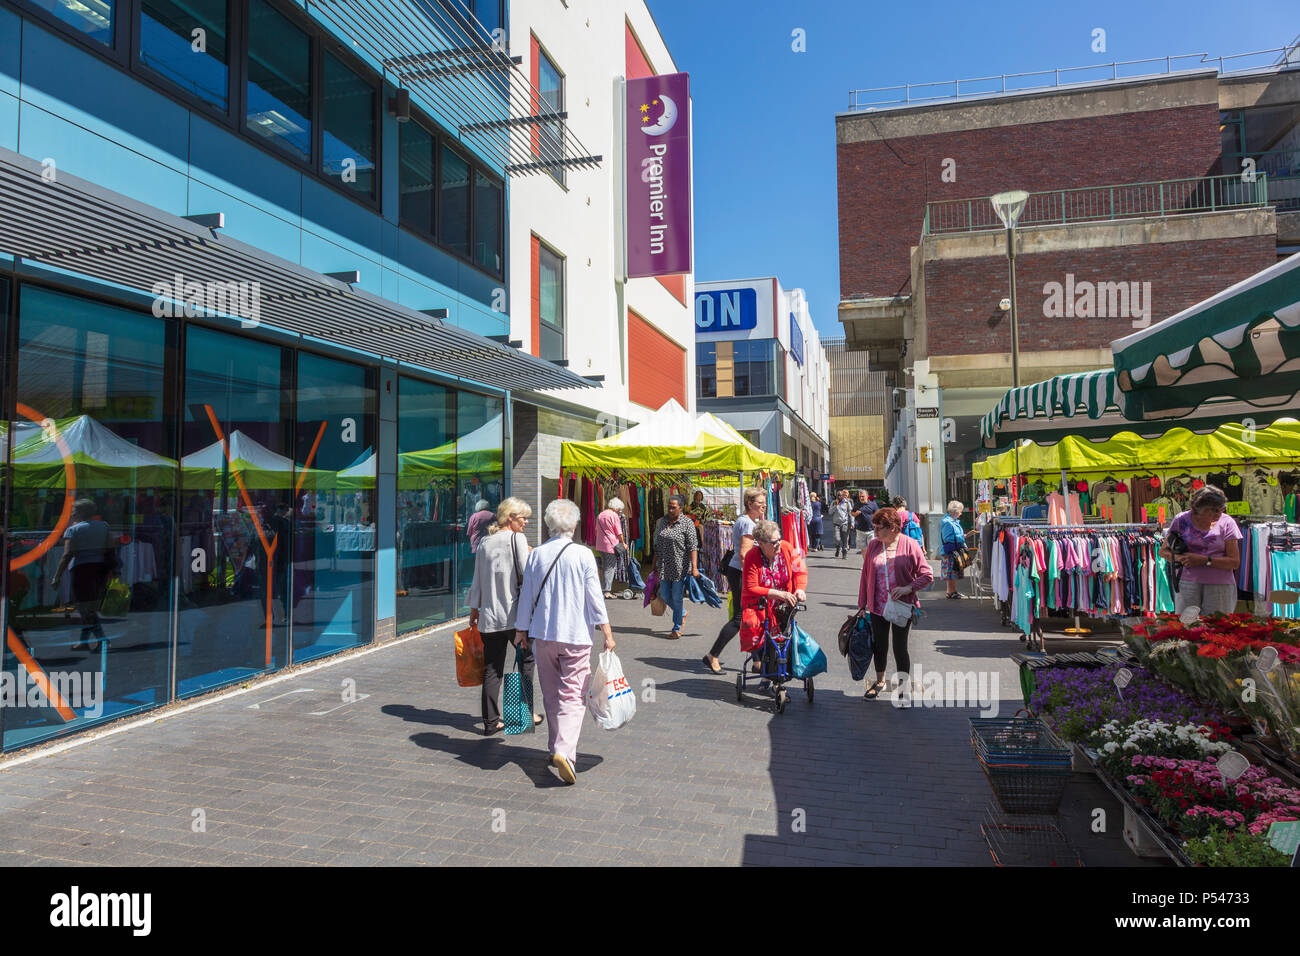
[980,807,1083,867]
[971,717,1071,813]
[970,716,1071,766]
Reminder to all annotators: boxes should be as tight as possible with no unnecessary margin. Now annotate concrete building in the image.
[836,43,1300,529]
[507,0,694,541]
[694,277,830,485]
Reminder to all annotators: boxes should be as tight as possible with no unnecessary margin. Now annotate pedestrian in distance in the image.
[740,519,807,677]
[703,487,765,674]
[893,495,925,549]
[857,506,933,700]
[808,492,823,551]
[467,497,544,736]
[515,499,615,785]
[941,500,967,599]
[852,490,877,554]
[53,499,115,652]
[653,494,700,640]
[594,497,627,599]
[831,488,854,558]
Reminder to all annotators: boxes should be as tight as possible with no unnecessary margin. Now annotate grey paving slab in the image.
[0,548,1159,866]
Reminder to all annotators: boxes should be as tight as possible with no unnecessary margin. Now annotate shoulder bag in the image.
[511,532,525,598]
[881,550,914,628]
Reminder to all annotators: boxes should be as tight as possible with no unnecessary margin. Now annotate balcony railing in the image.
[921,174,1270,235]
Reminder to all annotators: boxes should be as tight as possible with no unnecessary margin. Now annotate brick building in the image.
[835,48,1300,523]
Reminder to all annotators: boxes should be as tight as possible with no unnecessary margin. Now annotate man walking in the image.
[831,489,854,558]
[852,491,878,555]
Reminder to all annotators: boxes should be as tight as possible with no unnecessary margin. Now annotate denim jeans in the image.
[661,577,687,631]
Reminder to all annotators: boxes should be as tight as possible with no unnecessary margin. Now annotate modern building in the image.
[0,0,685,751]
[694,277,830,485]
[835,42,1300,528]
[506,0,695,542]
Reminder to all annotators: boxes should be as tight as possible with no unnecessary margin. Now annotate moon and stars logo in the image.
[638,94,678,136]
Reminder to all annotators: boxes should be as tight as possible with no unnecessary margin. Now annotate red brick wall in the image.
[923,234,1274,356]
[838,104,1224,298]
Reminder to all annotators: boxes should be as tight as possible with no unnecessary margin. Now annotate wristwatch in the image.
[1204,555,1213,567]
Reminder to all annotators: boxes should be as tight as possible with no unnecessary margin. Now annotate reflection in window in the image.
[3,287,174,750]
[246,0,311,162]
[31,0,114,44]
[323,52,376,197]
[176,327,291,698]
[696,342,716,398]
[454,393,504,613]
[399,120,436,236]
[292,353,376,663]
[539,243,563,362]
[140,0,229,109]
[474,171,502,274]
[537,48,564,183]
[440,145,470,255]
[396,378,456,634]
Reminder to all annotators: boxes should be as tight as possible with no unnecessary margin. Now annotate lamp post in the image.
[991,190,1029,503]
[990,190,1029,390]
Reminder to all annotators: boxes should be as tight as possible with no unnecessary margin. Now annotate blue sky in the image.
[644,0,1299,339]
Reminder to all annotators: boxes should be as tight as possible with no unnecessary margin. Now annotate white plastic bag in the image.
[586,649,635,730]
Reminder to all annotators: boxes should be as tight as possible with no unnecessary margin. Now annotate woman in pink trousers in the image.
[516,498,615,785]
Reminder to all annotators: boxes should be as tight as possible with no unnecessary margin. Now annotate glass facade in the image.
[440,144,471,257]
[537,47,564,184]
[538,243,564,363]
[696,339,783,398]
[0,282,503,751]
[31,0,114,44]
[3,287,176,750]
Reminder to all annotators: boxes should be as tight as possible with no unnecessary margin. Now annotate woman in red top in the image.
[740,520,808,671]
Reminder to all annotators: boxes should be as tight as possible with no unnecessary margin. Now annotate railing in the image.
[847,43,1300,112]
[1223,148,1300,212]
[922,174,1270,235]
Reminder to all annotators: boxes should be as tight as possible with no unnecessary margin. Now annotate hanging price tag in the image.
[1157,506,1167,524]
[1113,667,1132,699]
[1256,646,1280,674]
[1216,751,1250,781]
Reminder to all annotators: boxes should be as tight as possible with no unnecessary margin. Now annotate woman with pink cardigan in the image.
[856,506,934,699]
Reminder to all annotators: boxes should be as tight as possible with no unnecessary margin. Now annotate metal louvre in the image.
[309,0,602,177]
[0,149,592,392]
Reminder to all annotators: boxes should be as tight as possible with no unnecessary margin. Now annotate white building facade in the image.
[694,277,831,487]
[506,0,696,539]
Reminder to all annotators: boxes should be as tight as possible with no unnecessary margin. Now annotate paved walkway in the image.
[0,548,1152,866]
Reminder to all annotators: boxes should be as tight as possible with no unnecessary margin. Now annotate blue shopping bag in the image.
[503,644,535,735]
[790,625,828,680]
[847,617,874,682]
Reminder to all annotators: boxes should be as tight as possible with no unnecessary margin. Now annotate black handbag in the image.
[1166,527,1189,593]
[837,614,857,657]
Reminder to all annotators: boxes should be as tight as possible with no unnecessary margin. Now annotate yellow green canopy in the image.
[974,421,1300,479]
[561,399,794,478]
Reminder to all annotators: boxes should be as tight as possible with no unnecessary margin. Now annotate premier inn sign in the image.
[626,72,692,278]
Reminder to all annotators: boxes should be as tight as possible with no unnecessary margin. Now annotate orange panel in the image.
[628,309,685,409]
[530,235,541,356]
[656,274,687,304]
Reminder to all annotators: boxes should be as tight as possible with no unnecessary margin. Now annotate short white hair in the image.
[475,499,490,512]
[544,498,580,536]
[607,497,624,511]
[947,500,964,516]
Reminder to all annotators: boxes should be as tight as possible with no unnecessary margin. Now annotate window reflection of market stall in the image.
[560,399,801,594]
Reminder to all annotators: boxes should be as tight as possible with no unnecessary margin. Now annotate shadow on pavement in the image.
[408,730,602,788]
[381,703,482,735]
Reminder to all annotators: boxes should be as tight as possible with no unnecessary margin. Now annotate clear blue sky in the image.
[644,0,1298,339]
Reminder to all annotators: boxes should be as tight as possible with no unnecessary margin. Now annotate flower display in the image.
[1182,828,1291,867]
[1029,665,1219,742]
[1085,719,1229,779]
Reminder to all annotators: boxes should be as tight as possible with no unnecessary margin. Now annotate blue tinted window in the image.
[31,0,114,45]
[322,52,377,196]
[140,0,229,109]
[246,0,311,162]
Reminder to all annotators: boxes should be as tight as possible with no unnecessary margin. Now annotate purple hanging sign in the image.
[625,72,692,278]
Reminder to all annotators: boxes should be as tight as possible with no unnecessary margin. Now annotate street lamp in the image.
[990,190,1028,389]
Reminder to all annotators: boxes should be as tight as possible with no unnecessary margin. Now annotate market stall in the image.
[560,399,800,589]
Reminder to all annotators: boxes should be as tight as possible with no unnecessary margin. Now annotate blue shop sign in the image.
[789,313,805,366]
[695,289,757,332]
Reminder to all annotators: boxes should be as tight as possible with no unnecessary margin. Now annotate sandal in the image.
[533,713,544,726]
[603,592,615,599]
[668,631,682,640]
[702,655,722,675]
[865,680,886,700]
[485,722,505,736]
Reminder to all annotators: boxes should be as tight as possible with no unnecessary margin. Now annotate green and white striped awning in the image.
[979,369,1120,448]
[1111,250,1300,421]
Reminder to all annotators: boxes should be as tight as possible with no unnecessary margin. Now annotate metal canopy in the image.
[310,0,602,178]
[0,149,593,392]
